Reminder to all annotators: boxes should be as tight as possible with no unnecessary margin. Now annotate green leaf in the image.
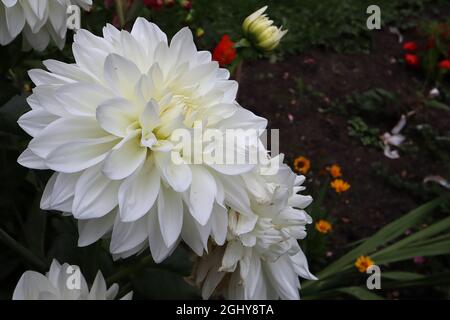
[425,100,450,112]
[382,272,425,281]
[376,239,450,264]
[382,271,450,289]
[372,215,450,258]
[314,194,449,280]
[335,287,385,300]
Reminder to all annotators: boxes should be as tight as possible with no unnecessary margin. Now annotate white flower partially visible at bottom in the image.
[194,158,317,300]
[12,259,132,300]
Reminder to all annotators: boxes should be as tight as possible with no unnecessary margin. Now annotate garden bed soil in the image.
[237,27,449,249]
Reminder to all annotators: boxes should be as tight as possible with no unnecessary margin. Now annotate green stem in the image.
[114,0,126,28]
[106,255,155,286]
[0,228,48,272]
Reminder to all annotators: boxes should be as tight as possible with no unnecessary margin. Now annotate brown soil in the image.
[237,28,449,248]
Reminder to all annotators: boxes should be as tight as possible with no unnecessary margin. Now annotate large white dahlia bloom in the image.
[0,0,92,51]
[194,158,317,300]
[13,259,132,300]
[18,18,267,262]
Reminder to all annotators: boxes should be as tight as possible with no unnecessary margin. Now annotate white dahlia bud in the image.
[0,0,92,51]
[242,6,288,52]
[13,260,132,300]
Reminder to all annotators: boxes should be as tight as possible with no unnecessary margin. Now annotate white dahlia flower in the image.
[0,0,92,51]
[194,158,317,300]
[13,259,132,300]
[18,18,266,262]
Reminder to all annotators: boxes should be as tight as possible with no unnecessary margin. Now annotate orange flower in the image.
[326,164,342,178]
[293,156,310,174]
[355,255,374,273]
[331,179,350,193]
[315,220,332,234]
[212,35,237,67]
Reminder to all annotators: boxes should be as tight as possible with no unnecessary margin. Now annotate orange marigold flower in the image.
[293,156,310,174]
[326,164,342,178]
[355,255,374,273]
[331,179,350,193]
[315,219,332,234]
[212,35,237,67]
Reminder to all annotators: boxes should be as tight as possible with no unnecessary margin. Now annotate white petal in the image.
[118,157,160,222]
[290,246,317,281]
[140,99,160,132]
[157,185,183,247]
[43,59,93,83]
[96,98,140,137]
[110,214,148,254]
[18,108,58,137]
[154,152,192,192]
[0,5,14,45]
[216,175,252,216]
[131,17,167,57]
[78,211,116,247]
[189,166,216,225]
[264,256,300,300]
[88,272,107,300]
[210,204,227,245]
[218,107,267,131]
[12,271,58,300]
[105,283,119,300]
[72,164,120,219]
[5,4,25,38]
[220,241,243,272]
[46,136,118,173]
[181,208,205,256]
[22,24,50,52]
[57,83,114,117]
[29,117,107,158]
[102,131,147,180]
[17,148,47,170]
[103,53,141,99]
[28,69,74,86]
[244,255,262,299]
[288,194,313,209]
[72,43,109,80]
[147,207,176,263]
[120,30,147,72]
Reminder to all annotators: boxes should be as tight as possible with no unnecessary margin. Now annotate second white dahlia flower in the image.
[194,158,317,300]
[0,0,92,51]
[18,18,266,262]
[13,259,132,300]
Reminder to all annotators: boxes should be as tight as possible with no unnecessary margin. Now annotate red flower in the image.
[403,41,418,51]
[438,60,450,70]
[212,35,237,67]
[144,0,164,10]
[405,54,420,67]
